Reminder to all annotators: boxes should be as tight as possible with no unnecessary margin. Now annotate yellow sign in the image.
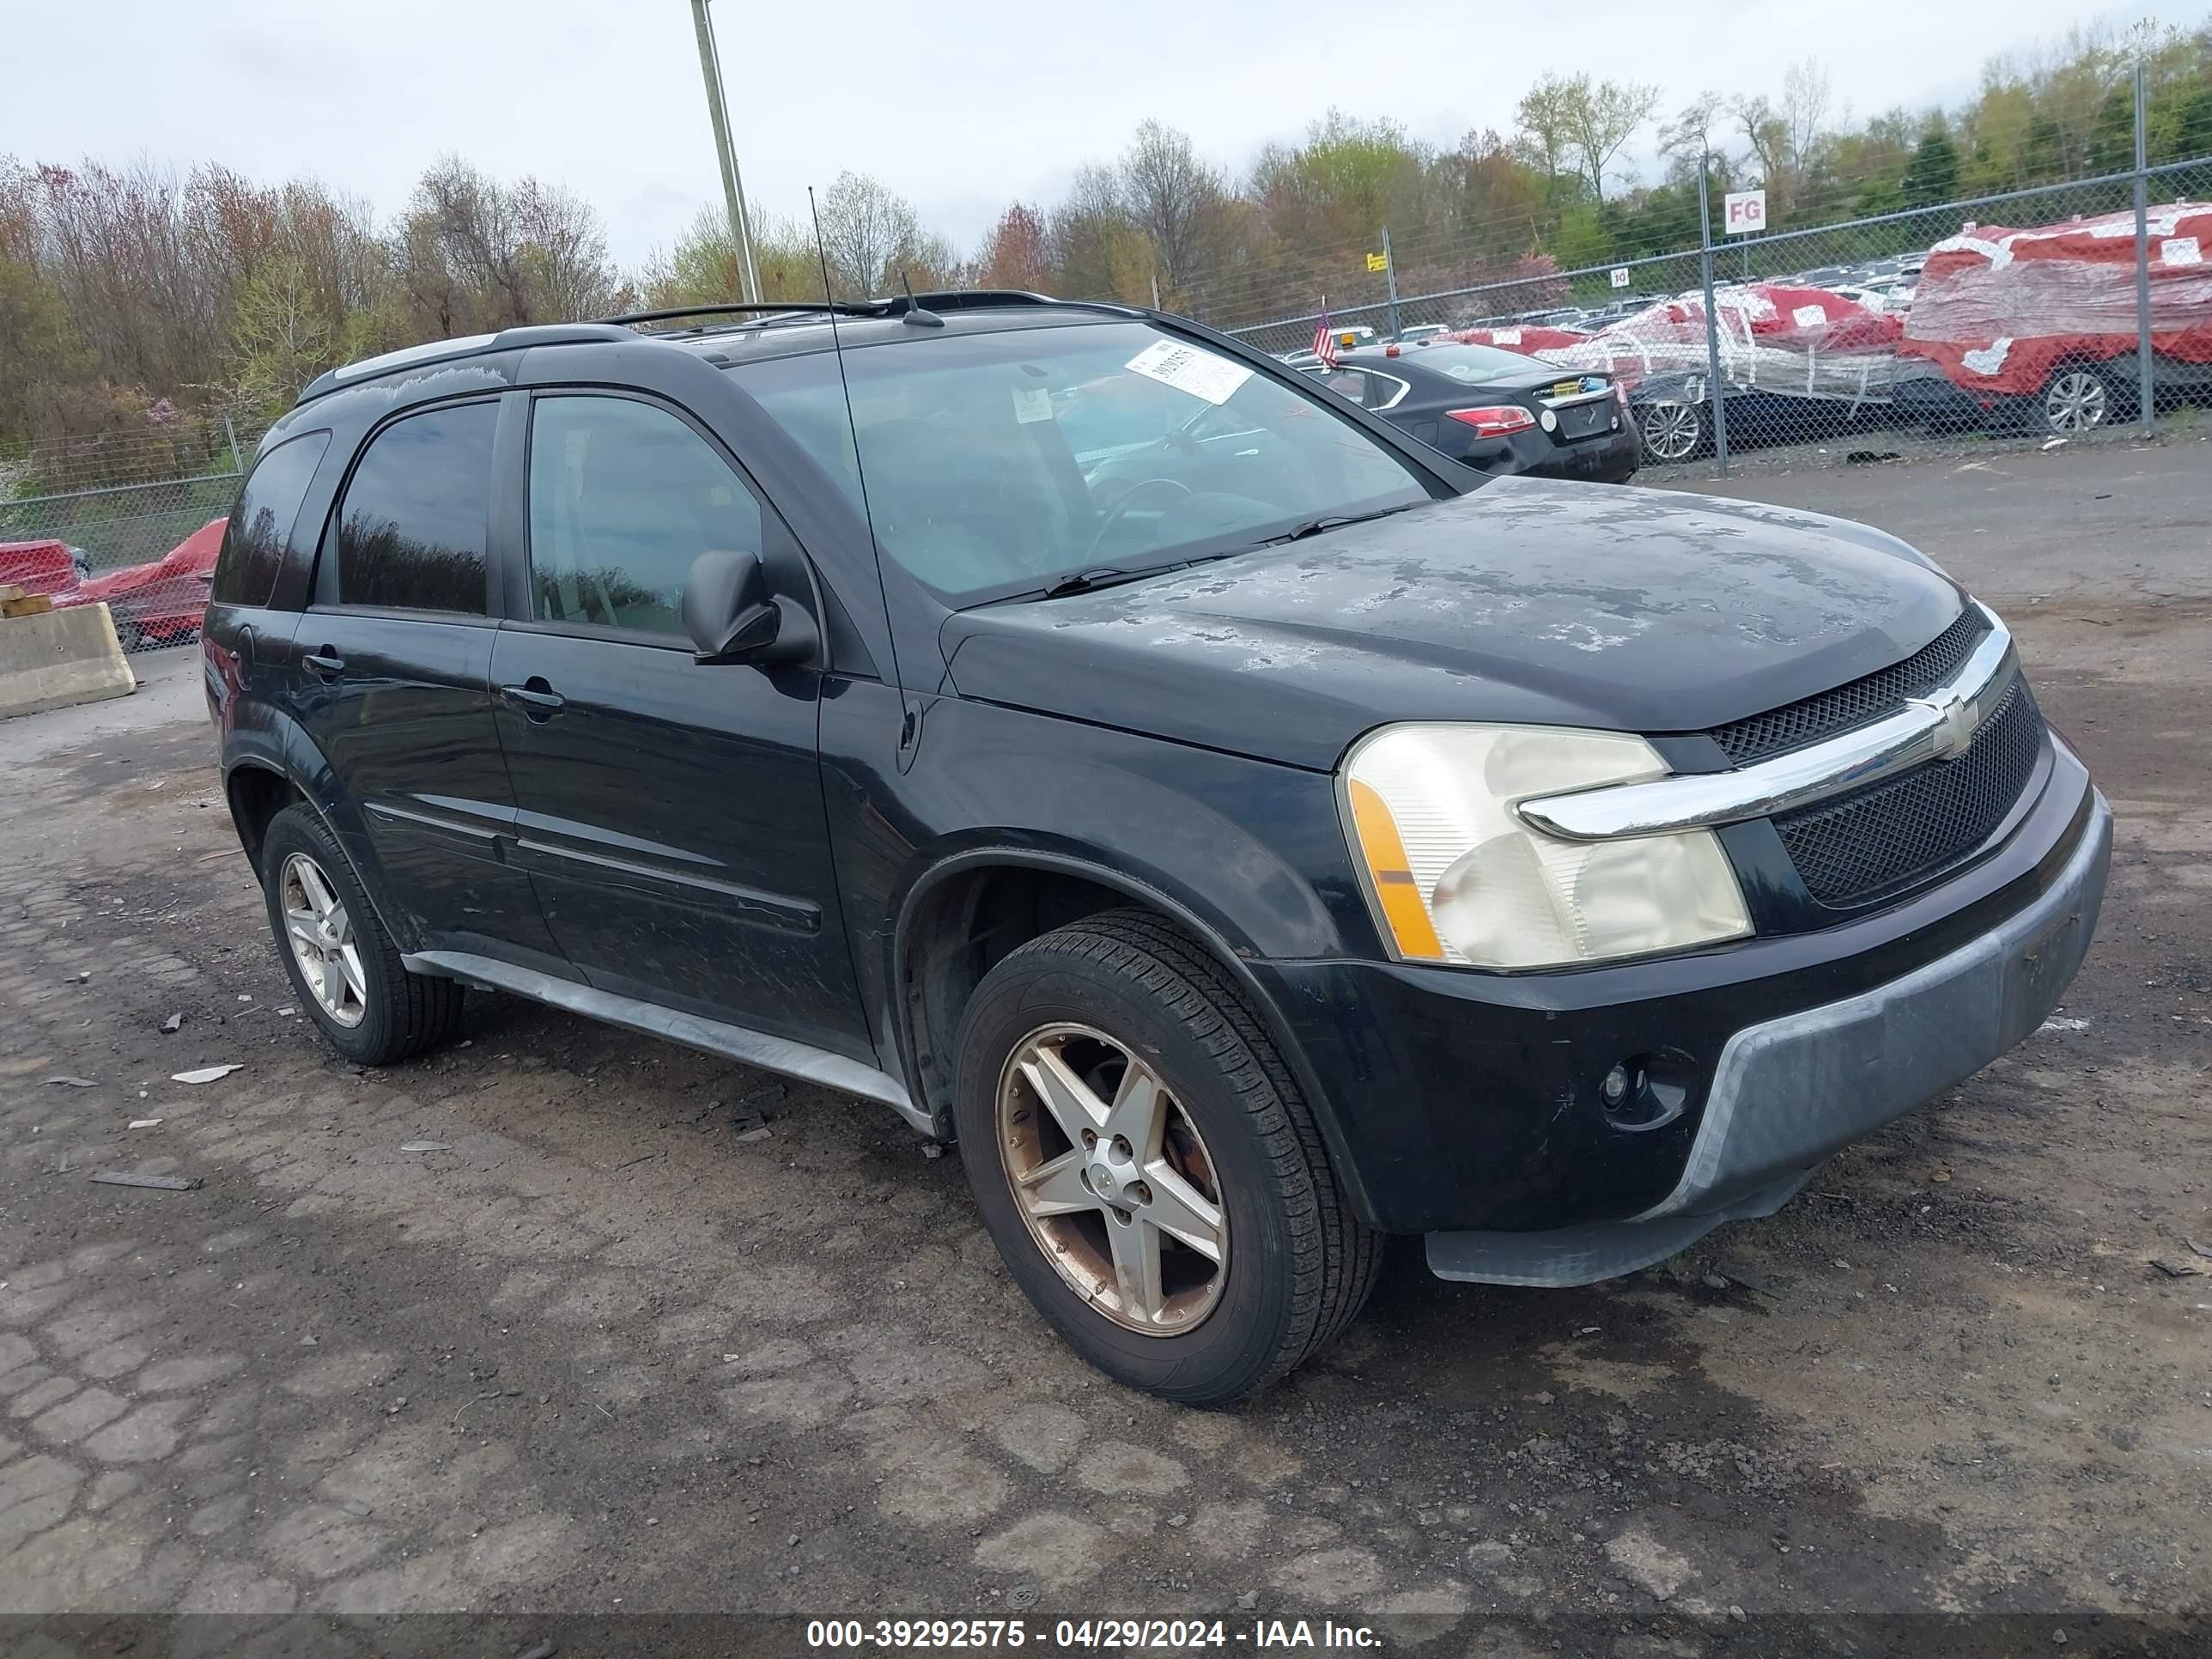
[1365,252,1388,273]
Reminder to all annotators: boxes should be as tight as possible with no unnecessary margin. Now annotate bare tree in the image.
[815,171,923,298]
[1118,120,1228,301]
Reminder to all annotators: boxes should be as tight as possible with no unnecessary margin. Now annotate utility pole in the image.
[1382,227,1401,341]
[690,0,760,304]
[2132,60,2155,438]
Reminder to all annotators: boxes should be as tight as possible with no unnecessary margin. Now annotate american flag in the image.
[1313,303,1339,368]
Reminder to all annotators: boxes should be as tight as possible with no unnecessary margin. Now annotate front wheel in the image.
[952,909,1380,1404]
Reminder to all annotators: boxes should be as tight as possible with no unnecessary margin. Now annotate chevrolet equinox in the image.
[204,292,2111,1403]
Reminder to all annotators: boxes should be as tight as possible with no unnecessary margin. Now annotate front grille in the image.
[1772,678,2045,908]
[1710,608,1990,764]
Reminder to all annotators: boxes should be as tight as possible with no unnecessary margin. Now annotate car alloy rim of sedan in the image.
[996,1023,1229,1335]
[280,852,368,1028]
[2045,370,2107,435]
[1641,400,1702,461]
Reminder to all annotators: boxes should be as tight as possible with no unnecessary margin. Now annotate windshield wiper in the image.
[1041,567,1135,598]
[1251,501,1424,548]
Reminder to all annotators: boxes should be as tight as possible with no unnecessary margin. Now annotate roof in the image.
[295,292,1150,404]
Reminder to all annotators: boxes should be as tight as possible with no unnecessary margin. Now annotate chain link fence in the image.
[1224,78,2212,483]
[0,411,261,653]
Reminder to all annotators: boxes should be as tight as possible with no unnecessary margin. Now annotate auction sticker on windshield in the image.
[1125,339,1254,405]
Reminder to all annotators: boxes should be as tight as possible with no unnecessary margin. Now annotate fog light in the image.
[1601,1050,1698,1133]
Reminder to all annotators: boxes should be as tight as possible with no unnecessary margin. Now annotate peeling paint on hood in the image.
[939,477,1964,772]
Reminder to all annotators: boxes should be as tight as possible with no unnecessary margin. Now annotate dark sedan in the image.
[1304,342,1641,483]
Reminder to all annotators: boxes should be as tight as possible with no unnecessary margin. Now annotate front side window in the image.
[526,395,764,635]
[732,321,1437,603]
[214,430,329,606]
[334,402,497,615]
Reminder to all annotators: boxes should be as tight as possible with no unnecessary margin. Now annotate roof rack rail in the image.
[295,321,641,406]
[597,301,888,328]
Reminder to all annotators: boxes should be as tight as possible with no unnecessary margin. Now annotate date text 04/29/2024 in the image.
[804,1619,1382,1650]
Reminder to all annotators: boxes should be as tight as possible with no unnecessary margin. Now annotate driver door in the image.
[488,389,872,1055]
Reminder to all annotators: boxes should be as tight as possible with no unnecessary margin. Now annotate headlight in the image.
[1341,724,1751,969]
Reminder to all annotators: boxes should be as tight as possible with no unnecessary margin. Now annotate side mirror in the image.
[681,550,816,666]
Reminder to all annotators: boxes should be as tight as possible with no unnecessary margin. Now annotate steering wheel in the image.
[1084,477,1193,562]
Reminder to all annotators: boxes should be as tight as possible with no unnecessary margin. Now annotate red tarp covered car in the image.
[0,539,89,599]
[1896,202,2212,435]
[54,517,227,647]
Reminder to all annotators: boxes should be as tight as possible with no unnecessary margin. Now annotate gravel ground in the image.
[1,440,2207,1657]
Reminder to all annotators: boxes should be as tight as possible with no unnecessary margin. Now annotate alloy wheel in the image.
[280,852,368,1028]
[2045,370,2107,435]
[996,1023,1229,1334]
[1639,400,1703,462]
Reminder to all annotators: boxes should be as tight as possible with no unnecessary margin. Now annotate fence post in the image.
[2133,62,2156,439]
[1382,228,1401,342]
[1697,156,1732,477]
[222,414,243,474]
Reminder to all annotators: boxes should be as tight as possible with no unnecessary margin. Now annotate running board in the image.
[403,950,932,1135]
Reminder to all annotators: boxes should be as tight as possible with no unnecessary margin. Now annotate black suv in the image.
[205,293,2110,1403]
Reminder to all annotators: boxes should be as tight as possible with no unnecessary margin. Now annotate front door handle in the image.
[303,649,345,680]
[499,679,566,721]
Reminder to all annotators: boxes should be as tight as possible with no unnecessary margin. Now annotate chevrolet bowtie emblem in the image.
[1907,684,1981,761]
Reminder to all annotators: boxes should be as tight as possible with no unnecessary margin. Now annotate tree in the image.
[1901,127,1962,208]
[814,170,950,299]
[222,255,335,422]
[1559,76,1662,202]
[0,163,80,445]
[975,203,1054,293]
[1050,165,1151,302]
[1659,92,1728,177]
[1514,76,1579,196]
[1119,121,1231,305]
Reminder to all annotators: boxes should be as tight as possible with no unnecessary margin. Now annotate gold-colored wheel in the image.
[995,1023,1229,1335]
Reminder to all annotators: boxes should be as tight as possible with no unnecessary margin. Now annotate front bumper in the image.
[1251,737,2107,1245]
[1425,787,2109,1285]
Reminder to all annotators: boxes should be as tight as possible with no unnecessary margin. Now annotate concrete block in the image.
[0,604,137,722]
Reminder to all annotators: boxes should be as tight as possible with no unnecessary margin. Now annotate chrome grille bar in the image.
[1517,602,2021,842]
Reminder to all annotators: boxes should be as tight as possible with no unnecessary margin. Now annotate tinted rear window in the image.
[335,402,498,615]
[1404,343,1553,380]
[213,431,329,607]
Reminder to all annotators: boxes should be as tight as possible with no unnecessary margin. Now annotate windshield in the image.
[730,320,1436,602]
[1404,343,1554,381]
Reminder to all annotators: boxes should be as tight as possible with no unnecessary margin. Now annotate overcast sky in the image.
[8,1,2202,267]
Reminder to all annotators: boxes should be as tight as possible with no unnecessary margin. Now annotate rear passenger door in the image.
[293,398,569,975]
[488,391,870,1054]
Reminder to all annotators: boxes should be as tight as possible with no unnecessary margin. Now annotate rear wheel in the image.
[952,909,1379,1404]
[258,805,463,1066]
[1638,398,1707,463]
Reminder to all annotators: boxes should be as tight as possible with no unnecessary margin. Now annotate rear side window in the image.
[213,431,329,606]
[334,402,498,614]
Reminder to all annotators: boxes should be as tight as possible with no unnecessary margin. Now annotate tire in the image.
[257,805,464,1066]
[952,908,1380,1404]
[2041,363,2113,437]
[1637,397,1708,463]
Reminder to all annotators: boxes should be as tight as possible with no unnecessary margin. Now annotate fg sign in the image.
[1609,266,1631,289]
[1723,190,1768,234]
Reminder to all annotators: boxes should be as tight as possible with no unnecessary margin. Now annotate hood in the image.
[939,477,1963,772]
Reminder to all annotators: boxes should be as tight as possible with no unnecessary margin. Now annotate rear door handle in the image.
[499,680,566,720]
[303,650,345,679]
